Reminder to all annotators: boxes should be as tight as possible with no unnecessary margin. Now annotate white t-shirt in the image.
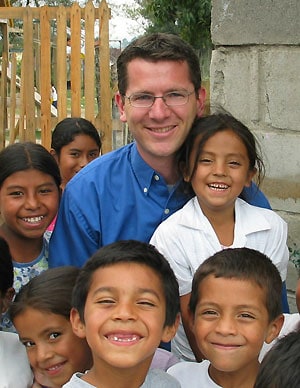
[63,368,180,387]
[150,197,289,361]
[0,331,33,387]
[168,359,221,388]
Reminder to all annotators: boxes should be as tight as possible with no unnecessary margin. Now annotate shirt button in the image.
[144,187,148,193]
[164,208,170,215]
[154,175,160,181]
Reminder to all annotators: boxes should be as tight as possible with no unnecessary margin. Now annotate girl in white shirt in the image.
[150,112,289,362]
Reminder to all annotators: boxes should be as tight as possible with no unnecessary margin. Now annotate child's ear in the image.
[1,287,15,313]
[161,313,180,343]
[180,162,190,182]
[70,307,86,339]
[244,168,257,187]
[265,314,284,344]
[50,149,58,163]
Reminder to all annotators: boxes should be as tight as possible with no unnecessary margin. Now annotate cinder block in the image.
[212,0,300,45]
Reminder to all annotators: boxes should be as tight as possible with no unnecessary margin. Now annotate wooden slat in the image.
[56,6,67,120]
[23,7,35,141]
[84,0,95,122]
[98,0,111,153]
[9,53,17,144]
[40,6,52,149]
[70,2,82,116]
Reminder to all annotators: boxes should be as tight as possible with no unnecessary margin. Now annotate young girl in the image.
[150,113,289,362]
[0,142,61,331]
[9,266,93,388]
[50,117,101,191]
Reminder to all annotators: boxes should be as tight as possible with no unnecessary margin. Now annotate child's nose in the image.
[112,301,137,321]
[24,194,40,209]
[35,343,54,362]
[215,315,238,335]
[212,161,227,177]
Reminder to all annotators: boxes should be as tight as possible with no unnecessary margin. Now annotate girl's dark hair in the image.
[51,117,101,156]
[0,237,13,295]
[178,113,265,199]
[0,142,61,189]
[9,266,80,321]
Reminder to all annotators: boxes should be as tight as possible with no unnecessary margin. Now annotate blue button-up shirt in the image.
[49,143,188,267]
[49,142,271,268]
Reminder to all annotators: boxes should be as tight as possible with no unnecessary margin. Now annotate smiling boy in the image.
[64,240,180,388]
[168,248,284,388]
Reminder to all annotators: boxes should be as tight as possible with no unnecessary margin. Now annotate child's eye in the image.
[137,300,156,307]
[239,313,255,320]
[97,299,115,305]
[9,191,24,196]
[49,332,61,340]
[70,152,80,158]
[199,158,212,164]
[229,161,241,167]
[89,151,98,158]
[22,340,35,348]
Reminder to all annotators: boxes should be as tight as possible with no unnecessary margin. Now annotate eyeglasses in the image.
[123,90,195,108]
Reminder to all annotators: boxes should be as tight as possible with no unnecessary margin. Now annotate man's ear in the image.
[1,287,15,313]
[196,87,206,118]
[265,314,284,344]
[115,92,127,123]
[70,307,86,339]
[161,313,180,343]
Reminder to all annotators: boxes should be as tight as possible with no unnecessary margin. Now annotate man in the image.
[49,33,270,268]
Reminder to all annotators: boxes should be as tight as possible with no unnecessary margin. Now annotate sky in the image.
[107,0,146,44]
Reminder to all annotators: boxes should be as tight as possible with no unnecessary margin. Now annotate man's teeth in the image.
[209,184,228,190]
[22,216,44,223]
[151,126,172,133]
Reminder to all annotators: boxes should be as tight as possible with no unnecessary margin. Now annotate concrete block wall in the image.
[210,0,300,300]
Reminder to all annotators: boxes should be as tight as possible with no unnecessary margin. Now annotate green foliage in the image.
[136,0,212,51]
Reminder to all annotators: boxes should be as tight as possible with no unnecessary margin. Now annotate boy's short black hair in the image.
[189,248,282,322]
[254,329,300,388]
[72,240,180,327]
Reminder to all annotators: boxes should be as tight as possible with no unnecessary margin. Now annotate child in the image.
[150,113,289,361]
[255,329,300,388]
[9,266,93,388]
[64,240,181,387]
[168,247,284,388]
[0,142,61,331]
[50,117,101,190]
[0,236,33,387]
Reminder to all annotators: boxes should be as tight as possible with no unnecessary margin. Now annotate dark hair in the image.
[178,113,265,199]
[0,142,61,189]
[51,117,101,156]
[0,237,13,295]
[117,32,201,96]
[189,248,282,322]
[254,330,300,388]
[9,266,79,322]
[72,240,180,327]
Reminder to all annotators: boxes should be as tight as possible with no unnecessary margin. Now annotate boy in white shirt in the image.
[168,248,284,388]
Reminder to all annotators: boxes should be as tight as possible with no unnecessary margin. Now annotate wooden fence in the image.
[0,0,112,152]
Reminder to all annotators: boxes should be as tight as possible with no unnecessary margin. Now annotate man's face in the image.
[115,58,205,167]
